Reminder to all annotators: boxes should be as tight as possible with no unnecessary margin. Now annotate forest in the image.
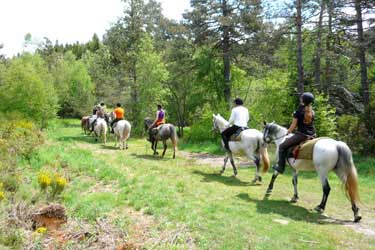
[0,0,374,249]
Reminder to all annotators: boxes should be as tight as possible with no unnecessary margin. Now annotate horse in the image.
[108,112,131,150]
[212,114,270,183]
[263,122,361,222]
[93,117,107,144]
[81,116,90,134]
[144,118,178,159]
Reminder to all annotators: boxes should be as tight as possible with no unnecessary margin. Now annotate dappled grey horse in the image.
[263,122,361,222]
[144,118,177,159]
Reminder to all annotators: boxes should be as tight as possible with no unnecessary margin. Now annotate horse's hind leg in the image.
[266,171,279,195]
[314,178,330,213]
[250,154,261,184]
[290,171,299,203]
[220,156,229,174]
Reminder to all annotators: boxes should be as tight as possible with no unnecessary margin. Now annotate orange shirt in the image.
[114,107,124,119]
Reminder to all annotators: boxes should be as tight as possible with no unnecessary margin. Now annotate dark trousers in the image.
[221,125,240,151]
[111,118,123,128]
[277,133,307,169]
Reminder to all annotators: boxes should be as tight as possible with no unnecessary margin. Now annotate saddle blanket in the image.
[291,137,326,160]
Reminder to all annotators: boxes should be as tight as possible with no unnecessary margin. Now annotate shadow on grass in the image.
[100,144,120,150]
[57,133,115,144]
[193,170,251,186]
[236,193,354,225]
[130,153,171,161]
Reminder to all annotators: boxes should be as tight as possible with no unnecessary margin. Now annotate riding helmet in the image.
[301,92,314,105]
[233,98,244,105]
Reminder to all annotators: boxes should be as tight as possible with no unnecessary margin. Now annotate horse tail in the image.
[260,143,270,173]
[101,121,107,144]
[170,125,178,149]
[123,121,131,140]
[336,142,360,204]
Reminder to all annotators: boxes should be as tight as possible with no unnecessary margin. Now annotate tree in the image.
[185,0,263,108]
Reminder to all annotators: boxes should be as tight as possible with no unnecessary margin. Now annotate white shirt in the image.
[228,106,249,127]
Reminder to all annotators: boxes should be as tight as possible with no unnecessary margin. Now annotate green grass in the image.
[13,119,375,249]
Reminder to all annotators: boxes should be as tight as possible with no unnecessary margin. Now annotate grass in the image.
[6,119,375,249]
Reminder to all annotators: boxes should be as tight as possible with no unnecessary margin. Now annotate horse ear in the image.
[263,120,267,126]
[213,114,216,118]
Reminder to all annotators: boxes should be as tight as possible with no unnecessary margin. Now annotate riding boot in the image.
[273,149,287,174]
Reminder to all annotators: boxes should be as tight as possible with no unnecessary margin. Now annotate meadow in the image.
[1,119,374,249]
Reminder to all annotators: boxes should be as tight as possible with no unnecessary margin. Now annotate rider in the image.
[148,104,166,141]
[91,102,106,132]
[110,103,125,133]
[272,92,316,174]
[221,98,249,152]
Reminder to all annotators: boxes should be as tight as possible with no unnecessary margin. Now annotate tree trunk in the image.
[296,0,304,96]
[222,0,231,109]
[315,0,324,91]
[355,0,369,106]
[325,0,333,94]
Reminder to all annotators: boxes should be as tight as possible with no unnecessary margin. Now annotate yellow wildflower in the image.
[38,172,52,190]
[0,191,5,201]
[35,227,47,234]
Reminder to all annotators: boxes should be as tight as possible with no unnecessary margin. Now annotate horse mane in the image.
[215,114,229,126]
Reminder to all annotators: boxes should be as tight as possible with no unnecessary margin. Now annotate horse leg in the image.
[314,178,330,213]
[290,171,299,203]
[220,155,229,174]
[228,153,237,176]
[153,141,159,155]
[162,140,167,158]
[251,155,261,184]
[266,171,279,195]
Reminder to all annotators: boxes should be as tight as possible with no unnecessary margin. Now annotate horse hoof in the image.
[266,189,272,195]
[258,176,262,182]
[251,178,257,184]
[354,215,362,223]
[314,206,324,213]
[290,196,299,203]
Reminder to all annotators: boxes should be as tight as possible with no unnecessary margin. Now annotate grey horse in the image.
[144,118,178,159]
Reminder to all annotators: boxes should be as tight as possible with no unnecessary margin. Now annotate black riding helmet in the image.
[301,92,314,106]
[233,98,244,105]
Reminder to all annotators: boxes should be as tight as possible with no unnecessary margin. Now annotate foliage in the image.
[52,51,95,117]
[313,94,337,138]
[0,54,58,127]
[337,115,367,153]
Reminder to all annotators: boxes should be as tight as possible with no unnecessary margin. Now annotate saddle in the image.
[230,127,248,141]
[287,137,323,160]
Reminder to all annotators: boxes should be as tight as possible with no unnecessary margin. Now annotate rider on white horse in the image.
[221,98,249,152]
[91,102,106,132]
[110,103,125,134]
[273,92,315,174]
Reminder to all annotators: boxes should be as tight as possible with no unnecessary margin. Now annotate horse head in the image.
[263,121,278,143]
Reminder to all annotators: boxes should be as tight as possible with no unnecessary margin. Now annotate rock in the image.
[328,86,364,115]
[31,204,67,231]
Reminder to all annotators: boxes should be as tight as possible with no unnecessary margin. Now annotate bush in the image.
[0,53,58,128]
[185,103,227,143]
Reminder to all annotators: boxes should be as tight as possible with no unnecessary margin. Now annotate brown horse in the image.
[81,116,90,134]
[144,118,178,159]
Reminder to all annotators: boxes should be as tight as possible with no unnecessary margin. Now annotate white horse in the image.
[93,117,107,144]
[213,114,270,183]
[263,122,361,222]
[113,120,131,150]
[108,112,131,150]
